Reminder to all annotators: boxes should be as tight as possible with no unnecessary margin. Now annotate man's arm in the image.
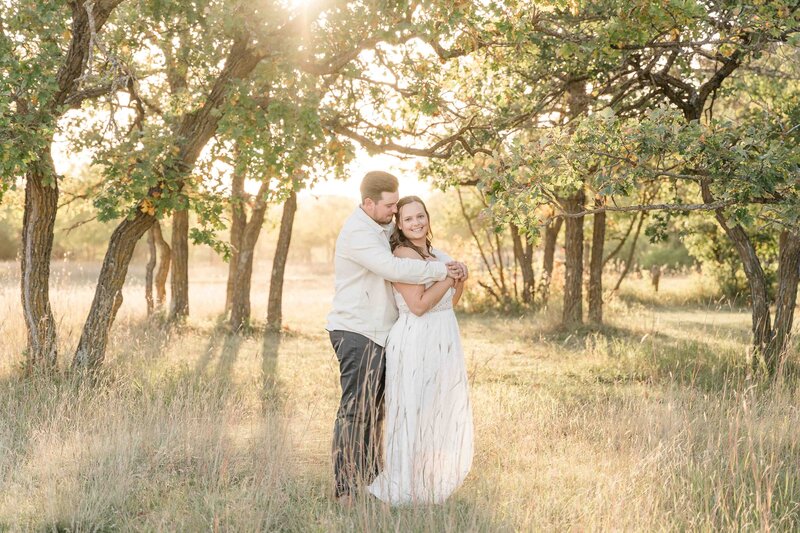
[391,247,456,316]
[342,227,447,284]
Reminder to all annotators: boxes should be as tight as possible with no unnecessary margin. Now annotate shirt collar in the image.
[356,206,393,236]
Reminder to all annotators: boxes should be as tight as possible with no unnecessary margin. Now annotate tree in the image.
[73,2,265,368]
[266,190,298,331]
[449,0,800,367]
[71,0,490,369]
[1,1,127,371]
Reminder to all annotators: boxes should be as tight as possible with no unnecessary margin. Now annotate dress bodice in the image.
[393,250,454,314]
[394,286,454,314]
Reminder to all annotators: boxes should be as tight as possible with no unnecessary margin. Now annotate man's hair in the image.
[360,171,399,202]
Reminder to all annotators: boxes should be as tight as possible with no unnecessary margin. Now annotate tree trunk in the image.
[540,215,563,304]
[558,78,589,326]
[73,33,263,369]
[145,228,156,315]
[230,183,271,331]
[766,230,800,372]
[226,162,247,312]
[562,190,585,326]
[14,0,125,373]
[511,223,535,304]
[74,212,156,370]
[21,162,59,371]
[152,221,171,307]
[169,207,189,321]
[266,191,298,331]
[723,222,772,365]
[588,196,606,324]
[701,181,772,366]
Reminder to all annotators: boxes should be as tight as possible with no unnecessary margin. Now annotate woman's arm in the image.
[392,247,456,317]
[452,278,464,306]
[430,247,465,306]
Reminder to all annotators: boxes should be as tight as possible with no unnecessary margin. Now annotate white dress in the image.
[368,250,474,505]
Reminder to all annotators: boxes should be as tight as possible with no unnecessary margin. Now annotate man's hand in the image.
[446,261,468,281]
[457,261,468,281]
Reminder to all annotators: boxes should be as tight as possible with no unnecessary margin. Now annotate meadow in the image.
[1,260,799,531]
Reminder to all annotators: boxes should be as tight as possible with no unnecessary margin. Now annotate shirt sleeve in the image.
[342,226,448,284]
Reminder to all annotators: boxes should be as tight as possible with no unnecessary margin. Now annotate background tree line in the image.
[2,0,799,377]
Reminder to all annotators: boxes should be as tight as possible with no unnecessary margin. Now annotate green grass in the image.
[1,263,799,531]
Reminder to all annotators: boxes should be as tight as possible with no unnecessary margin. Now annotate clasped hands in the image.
[445,261,469,282]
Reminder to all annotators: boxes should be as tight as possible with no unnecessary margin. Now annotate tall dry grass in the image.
[1,261,799,531]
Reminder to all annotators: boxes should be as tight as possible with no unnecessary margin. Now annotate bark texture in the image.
[511,223,535,304]
[152,221,171,307]
[75,212,156,369]
[700,181,776,370]
[226,162,247,312]
[561,79,588,326]
[145,228,156,315]
[21,161,59,370]
[769,230,800,370]
[588,197,606,324]
[229,182,271,330]
[169,207,189,320]
[540,215,563,304]
[266,191,298,331]
[561,191,585,326]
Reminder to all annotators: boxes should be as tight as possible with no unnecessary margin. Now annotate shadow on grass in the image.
[260,328,284,413]
[193,314,233,376]
[530,320,781,393]
[318,491,514,532]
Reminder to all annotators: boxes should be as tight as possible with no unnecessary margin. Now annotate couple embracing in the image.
[326,171,474,506]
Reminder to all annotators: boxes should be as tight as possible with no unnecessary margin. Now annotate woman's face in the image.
[397,201,429,241]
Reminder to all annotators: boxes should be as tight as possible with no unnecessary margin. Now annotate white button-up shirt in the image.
[326,206,448,346]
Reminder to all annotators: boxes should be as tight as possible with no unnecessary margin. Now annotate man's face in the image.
[363,191,399,224]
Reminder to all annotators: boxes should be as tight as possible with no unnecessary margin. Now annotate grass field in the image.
[1,261,799,531]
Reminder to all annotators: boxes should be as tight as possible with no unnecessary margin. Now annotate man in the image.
[326,171,465,504]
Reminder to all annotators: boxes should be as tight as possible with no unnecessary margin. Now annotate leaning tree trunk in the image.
[720,221,772,366]
[562,190,585,326]
[229,182,271,331]
[145,228,156,315]
[266,191,298,331]
[701,181,773,367]
[226,164,247,312]
[74,212,156,369]
[169,206,189,321]
[21,162,59,371]
[73,33,263,370]
[152,221,171,307]
[540,215,563,304]
[766,230,800,372]
[588,196,606,324]
[511,223,535,304]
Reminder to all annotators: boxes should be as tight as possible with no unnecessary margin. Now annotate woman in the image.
[368,196,474,505]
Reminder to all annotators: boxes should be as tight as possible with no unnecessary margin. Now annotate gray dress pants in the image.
[329,330,386,497]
